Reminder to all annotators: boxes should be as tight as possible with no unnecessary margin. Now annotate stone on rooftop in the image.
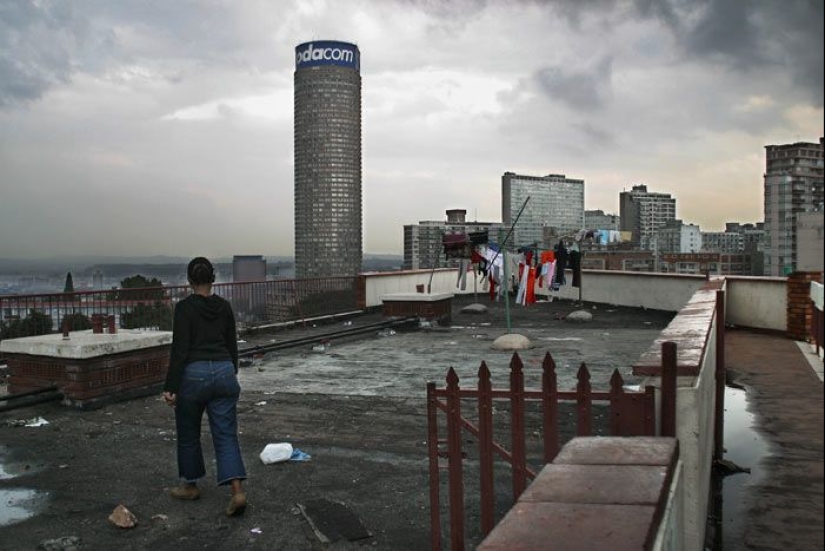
[491,334,532,350]
[566,310,593,323]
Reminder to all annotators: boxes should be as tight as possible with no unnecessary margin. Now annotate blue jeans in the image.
[174,360,246,486]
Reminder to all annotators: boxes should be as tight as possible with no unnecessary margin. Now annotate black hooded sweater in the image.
[164,294,239,394]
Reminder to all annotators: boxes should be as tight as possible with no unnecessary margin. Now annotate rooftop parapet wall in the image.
[724,276,787,332]
[630,278,723,551]
[536,270,708,312]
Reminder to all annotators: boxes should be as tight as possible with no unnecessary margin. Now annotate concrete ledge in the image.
[0,329,172,359]
[479,502,657,551]
[553,436,678,467]
[632,282,718,377]
[379,292,454,302]
[479,436,681,551]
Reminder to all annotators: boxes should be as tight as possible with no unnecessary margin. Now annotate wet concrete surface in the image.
[707,385,771,550]
[723,330,824,551]
[0,296,675,550]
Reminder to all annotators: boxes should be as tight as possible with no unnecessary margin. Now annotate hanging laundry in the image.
[554,240,568,286]
[456,259,469,290]
[525,267,537,304]
[443,232,471,259]
[468,230,489,246]
[569,250,582,288]
[516,262,529,305]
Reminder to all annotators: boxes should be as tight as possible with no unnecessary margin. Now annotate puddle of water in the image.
[708,385,770,550]
[0,488,42,526]
[0,448,49,526]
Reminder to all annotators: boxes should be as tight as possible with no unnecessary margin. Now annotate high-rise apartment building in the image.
[293,41,362,278]
[796,209,824,272]
[701,231,744,254]
[501,172,584,247]
[403,209,503,270]
[725,222,765,253]
[763,138,824,276]
[656,220,701,254]
[619,184,677,250]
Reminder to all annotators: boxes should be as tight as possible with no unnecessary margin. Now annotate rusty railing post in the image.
[477,361,494,537]
[542,352,559,463]
[609,369,624,435]
[661,341,677,437]
[445,368,465,550]
[509,353,527,500]
[426,382,442,551]
[714,289,726,462]
[576,363,592,436]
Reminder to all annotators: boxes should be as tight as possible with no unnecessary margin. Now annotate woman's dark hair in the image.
[187,257,215,286]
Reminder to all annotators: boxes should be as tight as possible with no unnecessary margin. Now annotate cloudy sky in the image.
[1,0,822,259]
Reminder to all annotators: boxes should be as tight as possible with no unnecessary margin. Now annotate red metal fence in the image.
[427,347,678,550]
[0,277,359,345]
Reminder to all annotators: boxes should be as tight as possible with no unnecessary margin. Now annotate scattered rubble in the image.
[108,504,138,529]
[38,536,81,551]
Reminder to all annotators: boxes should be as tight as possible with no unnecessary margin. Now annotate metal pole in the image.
[504,249,511,332]
[493,197,530,333]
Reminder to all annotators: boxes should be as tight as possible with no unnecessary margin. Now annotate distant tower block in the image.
[293,40,362,277]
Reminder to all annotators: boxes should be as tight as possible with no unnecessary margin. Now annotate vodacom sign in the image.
[295,41,360,71]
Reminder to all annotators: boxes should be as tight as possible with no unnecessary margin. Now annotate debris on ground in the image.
[297,498,371,544]
[260,442,293,464]
[108,504,138,528]
[290,449,311,461]
[37,536,81,551]
[6,417,49,427]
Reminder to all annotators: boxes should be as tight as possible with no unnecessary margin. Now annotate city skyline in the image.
[1,0,823,259]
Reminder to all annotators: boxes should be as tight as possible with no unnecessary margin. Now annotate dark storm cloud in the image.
[639,0,824,106]
[534,56,613,110]
[0,0,269,109]
[0,1,82,106]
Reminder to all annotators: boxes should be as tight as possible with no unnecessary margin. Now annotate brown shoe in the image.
[170,484,200,500]
[226,492,247,516]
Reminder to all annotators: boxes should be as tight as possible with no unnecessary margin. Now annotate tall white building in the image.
[501,172,584,247]
[763,138,824,276]
[619,184,677,251]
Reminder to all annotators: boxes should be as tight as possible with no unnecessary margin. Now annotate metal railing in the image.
[0,277,359,345]
[427,349,676,550]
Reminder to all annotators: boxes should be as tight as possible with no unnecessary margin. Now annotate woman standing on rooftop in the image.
[162,256,247,516]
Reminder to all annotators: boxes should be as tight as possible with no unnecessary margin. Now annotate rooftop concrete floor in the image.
[723,330,824,551]
[0,296,822,550]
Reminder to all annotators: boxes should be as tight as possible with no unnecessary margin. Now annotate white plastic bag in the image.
[259,442,293,464]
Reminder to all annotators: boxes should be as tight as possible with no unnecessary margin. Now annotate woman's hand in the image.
[163,391,177,407]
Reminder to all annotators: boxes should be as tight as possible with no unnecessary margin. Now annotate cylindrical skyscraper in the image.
[293,40,362,277]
